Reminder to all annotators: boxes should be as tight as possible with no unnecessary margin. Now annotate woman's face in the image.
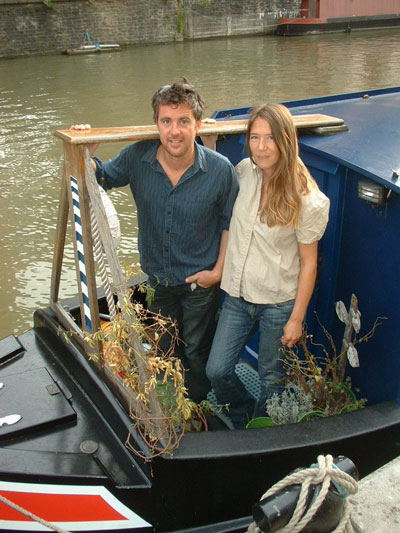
[249,117,280,178]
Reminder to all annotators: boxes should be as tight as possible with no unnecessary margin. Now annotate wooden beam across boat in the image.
[55,114,345,145]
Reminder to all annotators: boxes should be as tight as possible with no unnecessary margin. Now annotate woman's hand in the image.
[281,318,303,348]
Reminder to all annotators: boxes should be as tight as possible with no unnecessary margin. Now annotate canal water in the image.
[1,29,400,339]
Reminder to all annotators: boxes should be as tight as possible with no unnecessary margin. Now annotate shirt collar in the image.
[142,140,161,166]
[196,142,207,173]
[250,159,263,182]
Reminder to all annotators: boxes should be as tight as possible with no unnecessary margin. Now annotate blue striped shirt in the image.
[94,140,238,285]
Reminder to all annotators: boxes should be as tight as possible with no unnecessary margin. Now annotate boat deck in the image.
[214,87,400,191]
[289,88,400,191]
[0,324,150,488]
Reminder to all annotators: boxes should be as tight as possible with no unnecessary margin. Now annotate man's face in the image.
[157,103,201,160]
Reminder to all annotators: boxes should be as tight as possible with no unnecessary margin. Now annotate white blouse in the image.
[221,158,330,304]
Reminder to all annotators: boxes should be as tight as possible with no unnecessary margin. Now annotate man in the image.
[73,79,238,402]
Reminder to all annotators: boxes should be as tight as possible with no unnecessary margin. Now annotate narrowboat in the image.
[1,86,400,532]
[277,0,400,35]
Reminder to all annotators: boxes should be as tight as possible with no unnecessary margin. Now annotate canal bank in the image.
[0,0,300,59]
[351,455,400,532]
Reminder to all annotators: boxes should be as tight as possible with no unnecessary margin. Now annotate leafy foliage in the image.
[266,384,314,425]
[176,1,188,33]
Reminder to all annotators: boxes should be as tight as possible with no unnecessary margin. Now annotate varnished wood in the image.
[50,167,69,305]
[62,142,100,337]
[55,114,345,145]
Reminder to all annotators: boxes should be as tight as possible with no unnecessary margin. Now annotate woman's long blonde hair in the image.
[246,103,317,228]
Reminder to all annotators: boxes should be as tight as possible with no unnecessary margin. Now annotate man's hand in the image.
[70,123,91,131]
[70,124,99,157]
[200,118,218,151]
[185,269,221,289]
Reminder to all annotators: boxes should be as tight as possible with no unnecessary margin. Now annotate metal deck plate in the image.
[207,362,260,429]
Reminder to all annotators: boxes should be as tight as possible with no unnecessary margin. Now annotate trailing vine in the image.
[62,267,214,459]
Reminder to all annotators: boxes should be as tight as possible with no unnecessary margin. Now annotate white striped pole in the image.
[70,175,92,333]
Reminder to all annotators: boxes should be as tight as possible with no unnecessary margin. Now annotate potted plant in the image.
[247,295,385,429]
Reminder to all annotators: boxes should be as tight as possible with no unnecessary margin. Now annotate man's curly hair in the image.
[152,77,205,122]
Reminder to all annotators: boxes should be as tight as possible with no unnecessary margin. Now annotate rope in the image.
[247,455,358,533]
[0,493,70,533]
[90,203,117,321]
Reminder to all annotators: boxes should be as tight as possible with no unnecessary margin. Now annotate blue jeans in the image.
[149,281,221,402]
[206,294,294,428]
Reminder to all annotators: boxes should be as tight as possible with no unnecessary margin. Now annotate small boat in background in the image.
[64,30,120,55]
[64,43,121,55]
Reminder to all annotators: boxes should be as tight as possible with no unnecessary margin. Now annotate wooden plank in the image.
[62,142,100,337]
[50,168,69,305]
[55,114,345,145]
[304,124,349,136]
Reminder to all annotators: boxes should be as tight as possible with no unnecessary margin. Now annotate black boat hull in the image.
[1,303,399,532]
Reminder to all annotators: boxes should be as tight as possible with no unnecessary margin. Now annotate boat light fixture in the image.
[357,179,387,205]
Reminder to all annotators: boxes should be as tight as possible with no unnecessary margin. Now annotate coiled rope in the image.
[0,493,70,533]
[247,454,358,533]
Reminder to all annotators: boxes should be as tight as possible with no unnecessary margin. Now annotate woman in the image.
[206,103,330,429]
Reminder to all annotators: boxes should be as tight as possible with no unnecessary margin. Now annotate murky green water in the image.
[1,30,400,338]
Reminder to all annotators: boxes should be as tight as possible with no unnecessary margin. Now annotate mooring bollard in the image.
[251,456,359,532]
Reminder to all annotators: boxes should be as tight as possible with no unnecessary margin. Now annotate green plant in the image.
[176,1,188,33]
[42,0,54,8]
[265,384,314,425]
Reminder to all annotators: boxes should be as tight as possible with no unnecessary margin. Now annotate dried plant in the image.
[63,268,212,460]
[266,296,385,423]
[277,333,366,418]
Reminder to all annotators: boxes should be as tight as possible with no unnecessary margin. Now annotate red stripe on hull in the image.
[0,492,125,522]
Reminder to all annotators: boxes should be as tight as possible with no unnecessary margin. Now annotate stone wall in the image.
[0,0,301,59]
[184,0,300,39]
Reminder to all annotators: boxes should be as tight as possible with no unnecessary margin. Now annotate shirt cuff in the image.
[92,156,106,188]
